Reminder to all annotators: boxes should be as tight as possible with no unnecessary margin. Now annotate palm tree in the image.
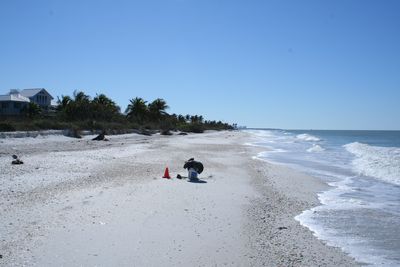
[148,98,169,122]
[57,95,72,110]
[56,95,73,120]
[73,90,90,103]
[177,115,186,123]
[72,91,91,120]
[93,94,115,107]
[185,114,191,122]
[126,97,148,123]
[190,115,199,124]
[92,93,120,120]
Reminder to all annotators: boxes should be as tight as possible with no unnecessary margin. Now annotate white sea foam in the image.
[307,144,325,153]
[344,142,400,186]
[244,129,275,138]
[295,207,400,266]
[296,175,400,266]
[296,133,321,142]
[317,177,378,210]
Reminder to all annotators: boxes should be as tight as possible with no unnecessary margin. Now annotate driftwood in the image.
[92,131,109,141]
[92,132,105,141]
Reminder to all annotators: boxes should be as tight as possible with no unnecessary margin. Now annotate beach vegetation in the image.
[0,90,234,134]
[21,102,42,118]
[148,98,169,119]
[0,122,16,132]
[126,97,148,124]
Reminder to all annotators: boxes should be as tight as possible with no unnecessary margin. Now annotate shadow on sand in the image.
[176,175,208,184]
[187,179,207,184]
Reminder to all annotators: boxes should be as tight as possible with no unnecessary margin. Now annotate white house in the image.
[20,88,53,109]
[0,90,30,115]
[0,88,54,116]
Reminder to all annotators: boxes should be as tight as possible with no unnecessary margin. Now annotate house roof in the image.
[20,88,54,99]
[0,94,30,102]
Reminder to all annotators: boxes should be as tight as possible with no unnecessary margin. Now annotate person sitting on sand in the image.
[183,158,204,180]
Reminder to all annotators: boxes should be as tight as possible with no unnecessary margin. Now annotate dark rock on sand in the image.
[11,155,23,165]
[12,159,24,165]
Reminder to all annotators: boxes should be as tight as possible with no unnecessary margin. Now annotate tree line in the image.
[0,90,235,133]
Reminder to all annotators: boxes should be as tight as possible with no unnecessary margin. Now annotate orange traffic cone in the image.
[163,167,171,179]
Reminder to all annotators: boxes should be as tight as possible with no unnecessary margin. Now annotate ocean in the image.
[246,129,400,266]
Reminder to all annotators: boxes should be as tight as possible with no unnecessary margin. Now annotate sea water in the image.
[246,129,400,266]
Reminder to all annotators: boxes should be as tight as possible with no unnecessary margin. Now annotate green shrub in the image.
[179,123,204,133]
[0,123,16,132]
[33,120,60,130]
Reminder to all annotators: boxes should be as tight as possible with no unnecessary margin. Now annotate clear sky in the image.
[1,0,399,130]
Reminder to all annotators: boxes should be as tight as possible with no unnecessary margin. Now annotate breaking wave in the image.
[344,142,400,186]
[307,144,325,153]
[296,133,321,142]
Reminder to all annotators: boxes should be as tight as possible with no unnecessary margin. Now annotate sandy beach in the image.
[0,131,360,266]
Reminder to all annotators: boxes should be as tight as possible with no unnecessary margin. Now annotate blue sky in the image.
[1,0,399,130]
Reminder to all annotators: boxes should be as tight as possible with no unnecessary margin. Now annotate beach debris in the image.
[65,128,82,138]
[161,130,173,135]
[11,155,23,165]
[278,226,288,230]
[141,130,152,136]
[92,131,109,141]
[131,129,153,136]
[162,167,171,179]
